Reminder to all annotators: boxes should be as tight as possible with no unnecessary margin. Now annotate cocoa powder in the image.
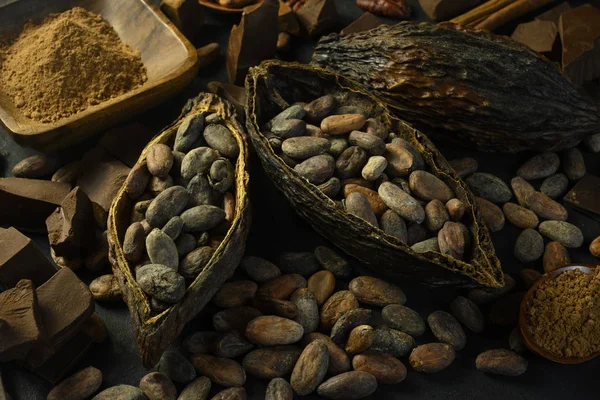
[0,7,147,123]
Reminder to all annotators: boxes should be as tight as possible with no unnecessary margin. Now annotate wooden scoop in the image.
[519,264,599,364]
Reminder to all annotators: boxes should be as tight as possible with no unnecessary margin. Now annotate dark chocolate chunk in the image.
[77,158,131,213]
[160,0,204,39]
[563,174,600,221]
[0,178,70,232]
[0,227,56,288]
[0,280,43,361]
[340,12,386,35]
[296,0,338,37]
[511,20,558,54]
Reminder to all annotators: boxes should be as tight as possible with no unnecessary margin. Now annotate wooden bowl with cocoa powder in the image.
[0,0,200,150]
[519,264,600,364]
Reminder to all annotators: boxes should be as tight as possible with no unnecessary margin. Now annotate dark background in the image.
[1,0,599,398]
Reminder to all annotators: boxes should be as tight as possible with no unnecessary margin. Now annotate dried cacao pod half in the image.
[108,93,251,367]
[312,22,600,153]
[245,60,502,288]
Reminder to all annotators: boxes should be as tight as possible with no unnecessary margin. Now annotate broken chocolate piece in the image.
[99,123,156,168]
[535,1,571,24]
[296,0,338,37]
[77,158,131,213]
[511,20,558,54]
[559,5,600,86]
[0,227,56,288]
[46,187,96,259]
[419,0,480,21]
[197,43,220,69]
[0,178,70,232]
[26,268,94,367]
[226,0,279,84]
[563,174,600,222]
[160,0,204,39]
[340,12,386,35]
[279,0,301,35]
[27,330,94,384]
[0,280,43,361]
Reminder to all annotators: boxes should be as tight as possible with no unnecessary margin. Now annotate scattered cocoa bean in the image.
[445,198,465,221]
[562,147,586,181]
[409,343,455,373]
[139,372,177,400]
[257,273,307,300]
[301,332,351,375]
[345,192,379,227]
[316,371,377,400]
[371,325,415,357]
[213,280,257,308]
[243,346,302,379]
[466,173,512,203]
[538,220,584,248]
[48,366,102,400]
[343,184,388,216]
[590,236,600,258]
[12,154,59,179]
[543,241,571,272]
[265,378,293,400]
[321,114,366,135]
[540,173,569,199]
[92,385,145,400]
[427,311,466,350]
[409,170,454,202]
[514,229,544,263]
[526,191,568,221]
[212,331,254,358]
[291,288,320,333]
[191,354,246,387]
[178,376,212,400]
[307,270,336,306]
[425,199,450,231]
[345,325,375,354]
[382,304,425,336]
[502,202,539,229]
[475,197,505,232]
[210,387,246,400]
[146,144,173,178]
[516,152,559,180]
[89,274,121,302]
[158,347,196,384]
[279,252,321,276]
[475,349,527,376]
[438,222,467,260]
[320,290,359,330]
[245,316,304,346]
[204,124,239,159]
[290,341,329,396]
[352,352,407,384]
[314,246,352,279]
[449,296,484,333]
[330,308,373,345]
[349,276,406,307]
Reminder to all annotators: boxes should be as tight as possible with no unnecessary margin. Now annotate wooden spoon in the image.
[519,264,599,364]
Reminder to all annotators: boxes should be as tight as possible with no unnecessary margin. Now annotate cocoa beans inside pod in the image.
[107,93,251,367]
[312,23,600,153]
[246,60,503,288]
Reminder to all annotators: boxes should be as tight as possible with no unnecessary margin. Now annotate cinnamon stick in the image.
[450,0,515,25]
[474,0,559,31]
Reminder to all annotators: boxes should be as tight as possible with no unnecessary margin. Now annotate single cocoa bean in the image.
[514,229,544,263]
[243,346,302,379]
[245,316,304,346]
[349,276,406,307]
[321,290,360,330]
[427,311,467,350]
[371,325,415,357]
[321,114,366,135]
[449,296,484,333]
[445,198,465,222]
[475,349,527,376]
[178,377,211,400]
[212,306,262,333]
[291,288,320,333]
[352,352,407,384]
[336,146,368,179]
[343,184,388,216]
[301,332,351,375]
[345,325,375,354]
[449,157,478,178]
[409,170,454,203]
[290,341,329,396]
[502,202,539,229]
[381,304,425,337]
[409,343,455,373]
[314,246,352,279]
[213,280,257,308]
[540,173,569,199]
[212,331,254,358]
[265,378,293,400]
[316,371,377,400]
[210,387,246,400]
[466,173,512,203]
[139,372,177,400]
[543,241,571,272]
[538,220,584,248]
[48,366,102,400]
[378,182,425,224]
[517,152,559,180]
[191,354,245,387]
[475,197,505,232]
[562,147,586,181]
[425,199,450,231]
[240,256,281,282]
[345,192,379,228]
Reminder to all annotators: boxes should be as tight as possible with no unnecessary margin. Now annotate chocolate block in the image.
[340,12,386,35]
[28,330,93,384]
[46,187,96,259]
[279,0,300,35]
[77,158,131,213]
[535,2,571,24]
[296,0,338,37]
[559,5,600,86]
[0,178,71,232]
[160,0,204,39]
[226,0,279,84]
[99,123,156,168]
[511,20,558,54]
[563,174,600,221]
[0,280,44,361]
[0,227,56,288]
[26,268,94,367]
[419,0,480,21]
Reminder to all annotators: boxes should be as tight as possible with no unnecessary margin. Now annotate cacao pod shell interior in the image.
[107,93,251,367]
[312,22,600,153]
[245,60,503,288]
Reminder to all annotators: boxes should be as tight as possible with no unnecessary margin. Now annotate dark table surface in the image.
[1,0,599,399]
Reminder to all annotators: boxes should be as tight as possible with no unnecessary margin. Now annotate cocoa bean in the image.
[321,290,359,330]
[282,137,331,159]
[445,198,465,221]
[191,355,246,387]
[265,105,306,131]
[180,246,215,280]
[317,371,377,400]
[539,220,584,248]
[378,182,425,224]
[466,173,512,203]
[371,325,415,357]
[328,137,349,157]
[514,229,544,263]
[175,114,204,153]
[438,222,467,260]
[158,347,196,384]
[543,241,571,272]
[89,274,121,302]
[511,176,535,207]
[272,119,306,139]
[209,158,234,193]
[146,186,190,228]
[243,346,302,379]
[540,173,569,199]
[12,154,59,179]
[562,147,586,181]
[390,138,425,171]
[502,202,539,229]
[345,192,379,228]
[526,191,568,221]
[321,114,366,135]
[330,308,373,345]
[427,311,466,350]
[409,170,454,202]
[448,157,478,178]
[343,184,388,216]
[253,296,298,319]
[352,352,407,384]
[212,331,254,358]
[362,156,388,181]
[178,377,211,400]
[349,131,386,155]
[204,124,239,159]
[265,378,294,400]
[213,306,262,333]
[380,209,408,243]
[425,199,450,231]
[146,144,173,178]
[245,316,304,346]
[411,237,440,253]
[590,236,600,257]
[384,143,418,177]
[290,341,329,396]
[213,280,257,308]
[48,366,102,400]
[381,304,425,336]
[139,372,177,400]
[475,197,505,232]
[181,147,219,181]
[314,246,352,278]
[257,273,307,300]
[181,205,226,232]
[92,385,145,400]
[516,152,559,180]
[279,252,321,276]
[409,343,455,373]
[149,175,174,195]
[146,229,179,271]
[240,256,281,282]
[336,146,368,179]
[291,288,320,333]
[52,161,81,185]
[187,174,220,207]
[307,270,336,306]
[125,162,151,200]
[304,95,336,123]
[449,296,484,333]
[349,276,406,307]
[345,325,375,354]
[136,264,185,304]
[584,133,600,152]
[123,222,146,263]
[301,332,351,375]
[162,216,183,240]
[475,349,527,376]
[210,387,246,400]
[364,118,389,140]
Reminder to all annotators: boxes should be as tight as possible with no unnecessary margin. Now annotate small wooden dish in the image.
[519,264,600,364]
[198,0,263,13]
[0,0,200,150]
